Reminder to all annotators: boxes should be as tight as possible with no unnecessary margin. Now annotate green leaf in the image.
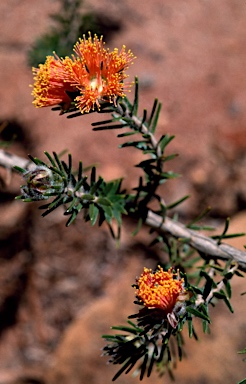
[65,197,79,213]
[202,319,210,334]
[111,325,140,335]
[112,358,134,381]
[120,140,149,150]
[200,270,217,285]
[117,131,137,138]
[238,348,246,354]
[147,343,158,377]
[156,342,166,363]
[39,195,64,213]
[28,154,46,166]
[187,319,199,340]
[147,98,158,131]
[44,151,57,167]
[90,166,96,184]
[187,207,211,228]
[90,178,103,195]
[127,320,144,332]
[132,218,143,236]
[97,197,111,206]
[167,195,190,209]
[224,280,232,298]
[66,210,77,226]
[212,232,246,240]
[15,195,24,200]
[235,270,245,278]
[158,134,175,153]
[13,166,26,174]
[73,178,85,193]
[131,77,139,116]
[22,197,34,202]
[186,306,211,323]
[89,203,99,226]
[93,123,127,131]
[213,291,234,313]
[82,193,95,201]
[91,118,115,127]
[112,205,123,225]
[162,153,178,163]
[188,224,214,231]
[53,151,64,172]
[141,109,147,127]
[102,205,113,223]
[136,158,156,169]
[176,332,183,361]
[160,171,180,180]
[200,270,217,299]
[189,285,204,295]
[77,161,83,181]
[49,166,64,178]
[219,217,230,240]
[149,100,162,134]
[237,379,246,384]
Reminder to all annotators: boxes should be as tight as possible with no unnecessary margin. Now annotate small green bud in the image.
[21,165,63,200]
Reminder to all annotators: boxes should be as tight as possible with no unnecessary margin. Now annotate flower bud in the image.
[21,165,63,200]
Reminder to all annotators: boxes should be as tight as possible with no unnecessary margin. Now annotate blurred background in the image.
[0,1,246,383]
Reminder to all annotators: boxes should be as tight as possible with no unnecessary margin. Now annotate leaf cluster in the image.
[103,319,185,381]
[15,151,126,232]
[90,79,184,222]
[102,256,241,380]
[102,213,244,381]
[102,276,202,381]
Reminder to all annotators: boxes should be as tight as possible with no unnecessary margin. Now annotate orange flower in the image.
[31,33,135,114]
[32,56,76,109]
[136,266,184,314]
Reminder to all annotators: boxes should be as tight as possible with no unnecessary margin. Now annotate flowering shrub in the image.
[1,32,245,382]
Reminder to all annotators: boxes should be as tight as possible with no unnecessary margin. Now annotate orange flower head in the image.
[136,266,184,314]
[31,33,135,114]
[67,33,135,113]
[32,56,76,109]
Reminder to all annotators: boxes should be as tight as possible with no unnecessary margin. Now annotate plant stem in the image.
[1,148,245,271]
[146,210,246,272]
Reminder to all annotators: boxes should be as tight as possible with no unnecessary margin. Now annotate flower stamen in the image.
[136,266,185,314]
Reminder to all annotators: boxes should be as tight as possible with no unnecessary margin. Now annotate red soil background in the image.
[0,1,246,383]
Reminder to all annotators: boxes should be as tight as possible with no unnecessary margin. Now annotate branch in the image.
[131,115,162,157]
[146,210,246,271]
[1,148,245,271]
[0,149,31,170]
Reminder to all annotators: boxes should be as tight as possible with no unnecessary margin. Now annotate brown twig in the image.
[1,148,245,271]
[146,210,246,272]
[195,262,238,307]
[0,149,31,170]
